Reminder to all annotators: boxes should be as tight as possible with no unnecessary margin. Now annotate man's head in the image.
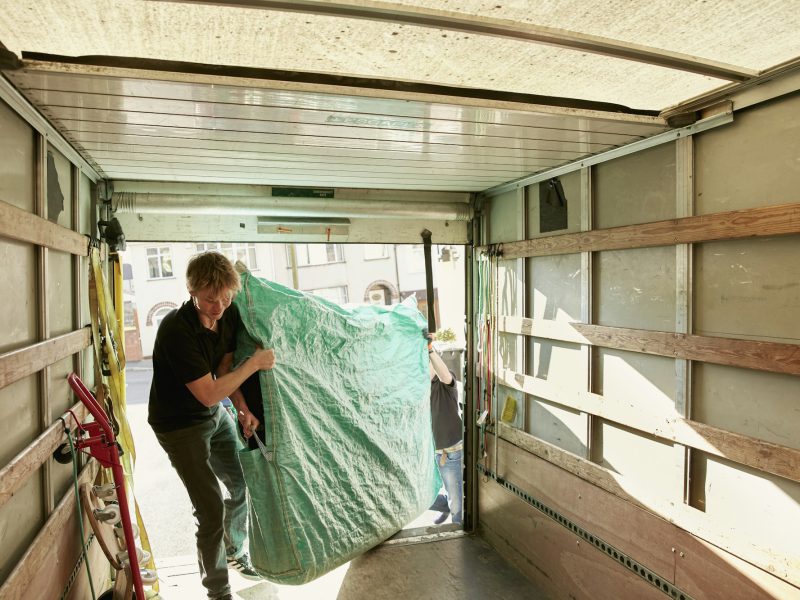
[186,251,240,297]
[187,252,241,325]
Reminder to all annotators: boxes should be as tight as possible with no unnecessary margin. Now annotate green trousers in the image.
[155,406,247,599]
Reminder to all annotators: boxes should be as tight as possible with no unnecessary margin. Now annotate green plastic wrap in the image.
[233,270,440,584]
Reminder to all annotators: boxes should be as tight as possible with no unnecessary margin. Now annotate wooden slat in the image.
[497,316,800,376]
[486,431,800,596]
[0,198,89,256]
[572,324,800,376]
[491,202,800,259]
[0,402,89,509]
[0,461,99,600]
[0,328,92,389]
[498,368,800,483]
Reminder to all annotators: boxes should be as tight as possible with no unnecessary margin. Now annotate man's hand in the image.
[238,407,260,438]
[251,348,276,371]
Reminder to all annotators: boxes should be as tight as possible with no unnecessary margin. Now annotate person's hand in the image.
[422,328,433,352]
[251,348,275,371]
[238,408,260,439]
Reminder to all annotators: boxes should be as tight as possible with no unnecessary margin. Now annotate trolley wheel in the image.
[99,586,137,599]
[53,442,74,465]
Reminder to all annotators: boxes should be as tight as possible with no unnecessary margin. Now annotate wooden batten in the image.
[496,316,800,376]
[485,202,800,259]
[572,324,800,376]
[0,461,101,600]
[482,432,800,598]
[0,198,90,256]
[0,402,89,509]
[498,368,800,483]
[0,328,92,390]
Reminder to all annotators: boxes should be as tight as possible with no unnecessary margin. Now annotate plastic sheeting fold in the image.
[233,271,439,584]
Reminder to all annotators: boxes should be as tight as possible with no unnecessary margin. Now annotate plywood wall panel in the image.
[79,172,92,236]
[695,95,800,215]
[527,397,588,457]
[528,338,584,391]
[692,453,800,564]
[48,250,74,337]
[594,246,676,331]
[0,240,37,353]
[0,99,34,213]
[526,253,582,322]
[695,236,800,343]
[595,348,677,416]
[479,481,667,600]
[0,377,38,467]
[48,355,74,420]
[693,363,800,450]
[593,142,676,229]
[596,422,681,503]
[485,434,800,599]
[499,332,522,374]
[0,474,43,587]
[486,188,522,244]
[674,532,800,600]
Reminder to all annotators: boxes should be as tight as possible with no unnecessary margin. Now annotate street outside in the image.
[125,360,196,560]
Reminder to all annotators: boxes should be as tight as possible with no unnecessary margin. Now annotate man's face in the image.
[194,286,233,322]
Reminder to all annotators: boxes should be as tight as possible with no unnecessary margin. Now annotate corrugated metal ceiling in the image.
[1,0,798,193]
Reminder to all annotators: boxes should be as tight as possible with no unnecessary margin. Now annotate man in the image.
[428,339,463,525]
[148,251,273,600]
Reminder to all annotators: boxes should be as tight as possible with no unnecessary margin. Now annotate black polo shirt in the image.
[148,299,241,433]
[430,371,462,450]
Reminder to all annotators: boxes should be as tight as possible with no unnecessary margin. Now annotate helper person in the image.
[148,251,273,600]
[427,336,464,525]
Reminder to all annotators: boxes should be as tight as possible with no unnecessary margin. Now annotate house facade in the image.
[122,241,465,359]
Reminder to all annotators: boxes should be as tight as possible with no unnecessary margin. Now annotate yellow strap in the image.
[89,247,159,594]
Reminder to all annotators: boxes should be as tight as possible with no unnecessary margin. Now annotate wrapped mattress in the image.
[232,270,439,584]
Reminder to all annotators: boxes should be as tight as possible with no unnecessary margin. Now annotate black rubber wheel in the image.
[53,442,74,465]
[97,589,135,599]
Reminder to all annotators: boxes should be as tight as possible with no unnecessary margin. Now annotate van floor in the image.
[154,532,547,599]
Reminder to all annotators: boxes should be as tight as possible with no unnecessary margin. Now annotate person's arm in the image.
[215,353,261,437]
[185,347,275,408]
[429,347,454,385]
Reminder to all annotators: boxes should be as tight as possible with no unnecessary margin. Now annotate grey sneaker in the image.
[227,553,260,580]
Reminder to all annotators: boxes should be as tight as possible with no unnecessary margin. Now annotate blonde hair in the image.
[186,251,241,296]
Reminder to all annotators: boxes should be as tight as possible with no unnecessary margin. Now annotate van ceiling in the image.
[1,1,798,193]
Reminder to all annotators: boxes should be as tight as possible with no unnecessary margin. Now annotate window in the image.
[408,245,425,273]
[122,263,135,293]
[363,244,389,260]
[146,246,174,279]
[152,306,173,329]
[306,286,349,304]
[367,285,391,305]
[291,243,344,266]
[196,242,258,270]
[123,300,136,329]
